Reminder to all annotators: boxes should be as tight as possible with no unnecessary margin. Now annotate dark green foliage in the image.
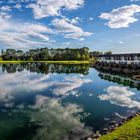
[104,51,112,55]
[1,47,90,61]
[89,51,103,58]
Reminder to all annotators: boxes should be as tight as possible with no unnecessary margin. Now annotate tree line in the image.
[89,51,112,58]
[1,47,90,61]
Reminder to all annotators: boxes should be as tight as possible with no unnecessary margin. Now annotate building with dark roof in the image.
[98,53,140,65]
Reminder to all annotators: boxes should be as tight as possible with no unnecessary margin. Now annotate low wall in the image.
[94,62,140,75]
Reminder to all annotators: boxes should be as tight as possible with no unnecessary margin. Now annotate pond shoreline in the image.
[86,111,140,140]
[0,60,90,64]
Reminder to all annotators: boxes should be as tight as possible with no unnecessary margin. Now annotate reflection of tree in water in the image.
[1,63,89,75]
[0,109,39,140]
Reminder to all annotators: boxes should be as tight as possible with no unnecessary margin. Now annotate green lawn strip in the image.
[99,115,140,140]
[0,60,90,64]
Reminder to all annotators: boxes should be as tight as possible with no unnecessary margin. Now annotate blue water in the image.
[0,63,140,140]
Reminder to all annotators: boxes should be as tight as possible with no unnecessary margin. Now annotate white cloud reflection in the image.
[0,70,93,139]
[51,76,92,96]
[0,71,92,106]
[99,86,140,109]
[30,95,92,140]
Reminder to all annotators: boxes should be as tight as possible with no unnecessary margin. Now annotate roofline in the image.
[99,53,140,57]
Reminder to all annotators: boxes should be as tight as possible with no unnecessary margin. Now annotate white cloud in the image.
[0,0,92,45]
[28,0,84,19]
[79,38,85,41]
[20,23,53,40]
[130,0,140,2]
[14,3,22,9]
[63,42,71,45]
[119,41,124,44]
[0,14,53,49]
[89,17,94,21]
[100,4,140,28]
[52,17,93,40]
[0,12,11,29]
[71,17,82,24]
[7,0,35,3]
[0,6,11,11]
[99,86,140,109]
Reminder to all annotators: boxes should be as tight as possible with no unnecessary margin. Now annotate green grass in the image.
[99,115,140,140]
[0,60,90,64]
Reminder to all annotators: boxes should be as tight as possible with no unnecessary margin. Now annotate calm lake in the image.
[0,63,140,140]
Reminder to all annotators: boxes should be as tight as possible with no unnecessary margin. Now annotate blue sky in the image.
[0,0,140,53]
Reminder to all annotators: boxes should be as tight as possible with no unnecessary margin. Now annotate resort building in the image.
[98,53,140,65]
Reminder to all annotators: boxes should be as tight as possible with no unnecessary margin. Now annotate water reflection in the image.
[99,86,140,109]
[0,63,93,140]
[0,63,140,140]
[1,63,89,75]
[30,95,92,140]
[99,72,140,90]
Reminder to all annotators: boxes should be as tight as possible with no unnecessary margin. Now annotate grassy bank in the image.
[0,60,90,64]
[99,115,140,140]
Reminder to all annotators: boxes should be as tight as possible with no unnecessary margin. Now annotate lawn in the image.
[99,115,140,140]
[0,60,90,64]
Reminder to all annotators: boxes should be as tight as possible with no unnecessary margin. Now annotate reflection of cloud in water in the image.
[114,112,124,119]
[51,76,92,96]
[99,86,140,109]
[0,71,92,106]
[0,72,50,105]
[30,95,92,140]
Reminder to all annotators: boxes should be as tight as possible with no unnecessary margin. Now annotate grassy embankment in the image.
[99,115,140,140]
[0,60,91,64]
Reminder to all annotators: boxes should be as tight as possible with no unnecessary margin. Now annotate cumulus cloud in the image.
[0,14,53,49]
[28,0,84,19]
[0,0,92,46]
[100,4,140,28]
[0,6,11,11]
[0,12,11,29]
[70,17,81,24]
[52,17,93,40]
[14,3,22,9]
[99,86,140,109]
